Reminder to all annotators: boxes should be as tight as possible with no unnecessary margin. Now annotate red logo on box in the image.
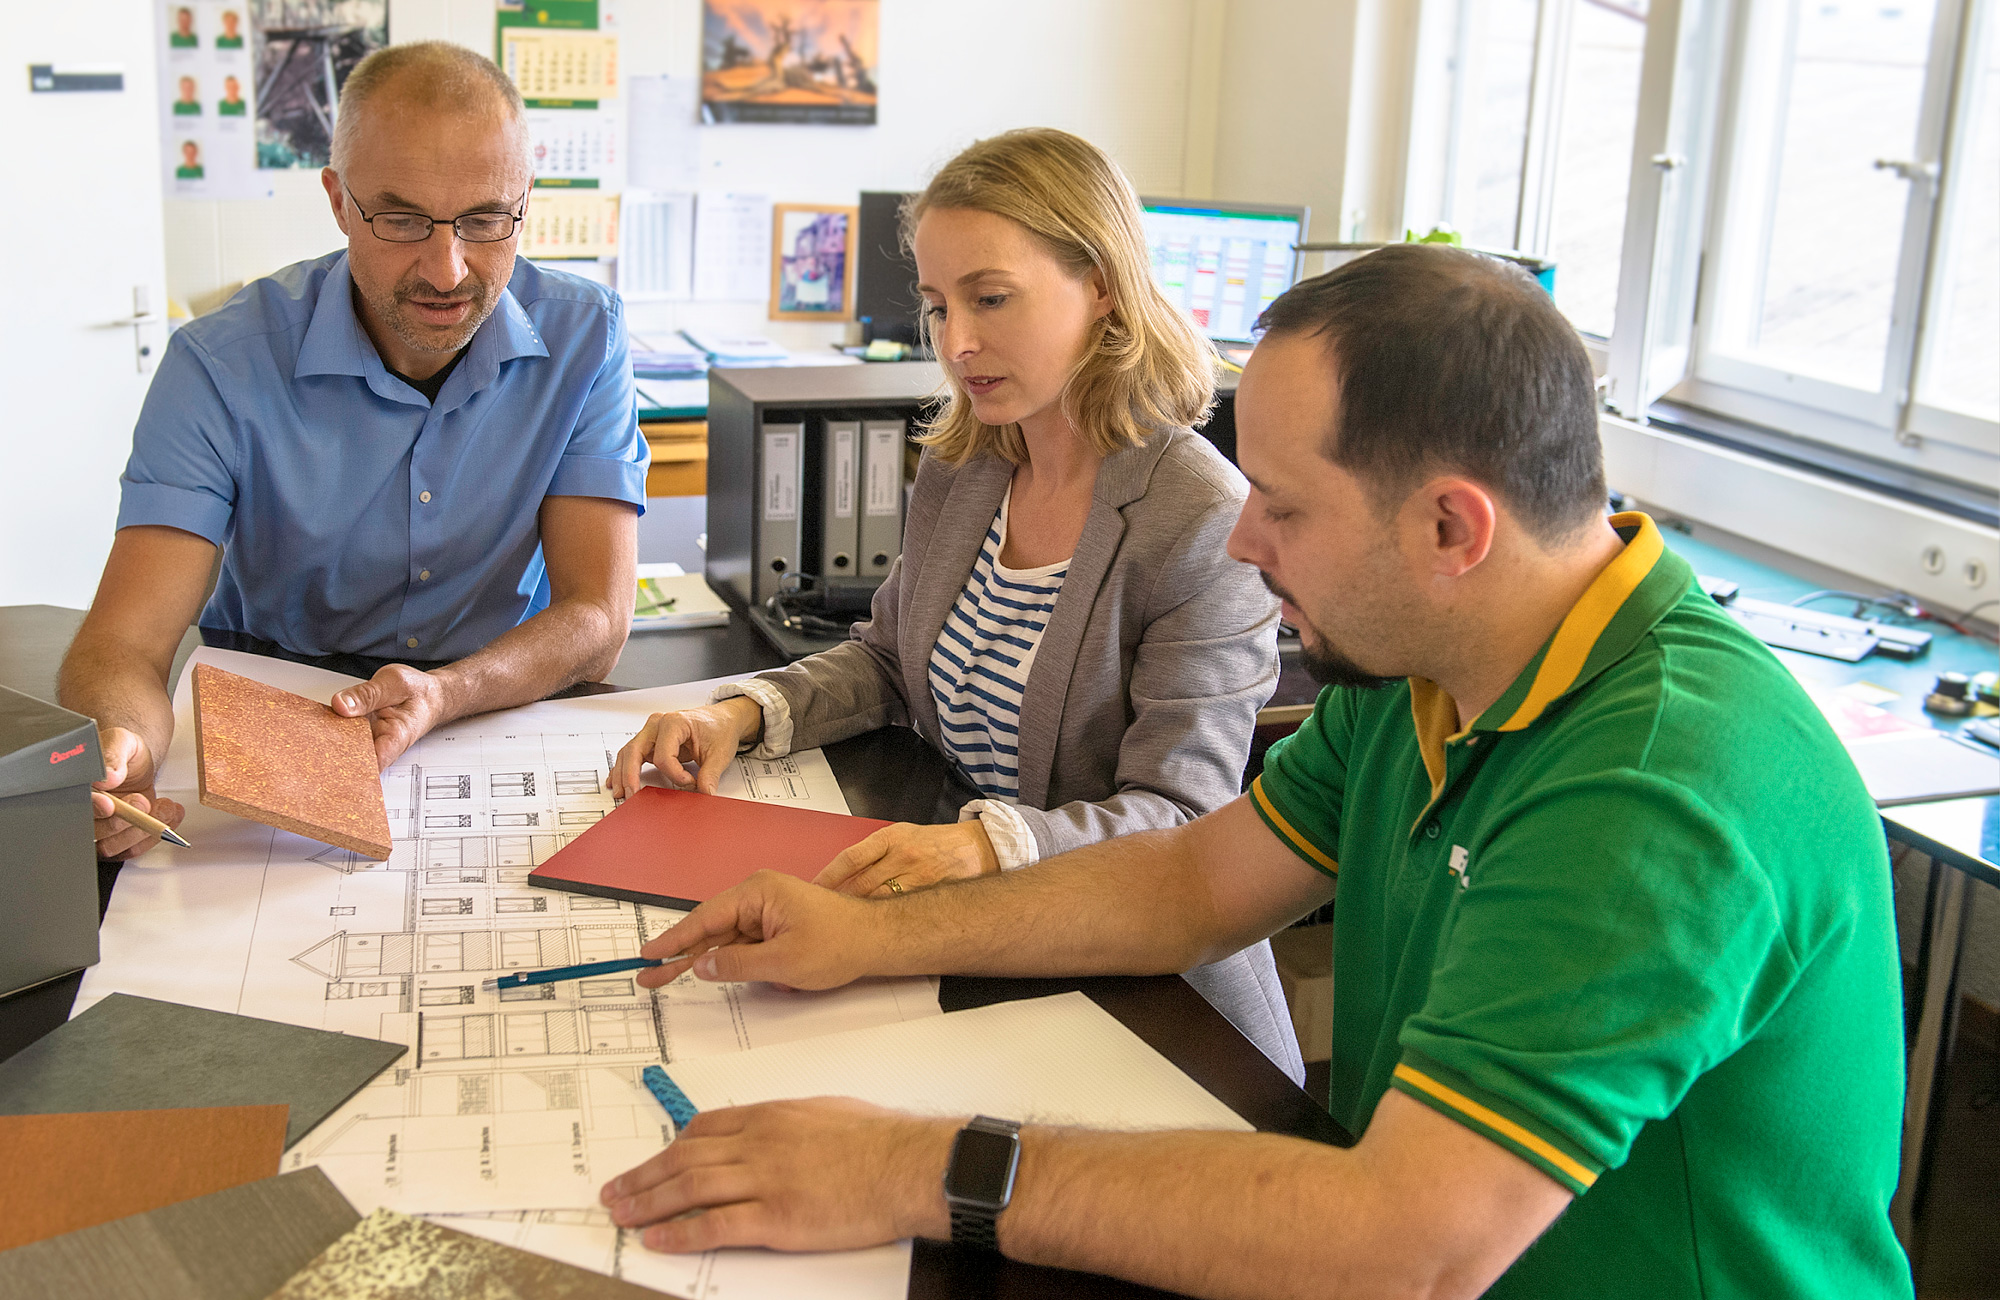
[49,743,86,764]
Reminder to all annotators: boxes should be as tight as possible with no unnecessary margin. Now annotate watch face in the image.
[945,1126,1019,1204]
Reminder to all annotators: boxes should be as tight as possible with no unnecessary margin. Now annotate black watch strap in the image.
[949,1200,1003,1251]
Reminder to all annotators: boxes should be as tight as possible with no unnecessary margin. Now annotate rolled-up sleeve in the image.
[547,295,648,509]
[117,329,240,545]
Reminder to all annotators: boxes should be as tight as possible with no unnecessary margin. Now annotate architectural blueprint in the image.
[430,1208,910,1300]
[77,649,932,1297]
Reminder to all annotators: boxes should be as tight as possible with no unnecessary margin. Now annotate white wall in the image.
[162,0,1224,350]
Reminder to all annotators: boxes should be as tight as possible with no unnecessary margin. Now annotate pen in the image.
[480,956,664,991]
[102,793,192,848]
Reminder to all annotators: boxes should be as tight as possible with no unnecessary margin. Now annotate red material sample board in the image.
[528,785,891,909]
[192,664,392,859]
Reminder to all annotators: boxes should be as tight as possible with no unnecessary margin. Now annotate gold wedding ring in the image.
[885,878,905,895]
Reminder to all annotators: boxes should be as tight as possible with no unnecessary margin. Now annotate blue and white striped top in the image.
[927,488,1070,800]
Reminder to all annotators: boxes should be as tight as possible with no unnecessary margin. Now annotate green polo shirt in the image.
[1252,514,1910,1299]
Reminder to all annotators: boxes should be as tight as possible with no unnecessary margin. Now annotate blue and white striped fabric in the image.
[927,489,1069,800]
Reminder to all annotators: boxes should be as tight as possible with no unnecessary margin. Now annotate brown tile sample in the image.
[264,1209,683,1300]
[0,1103,287,1251]
[193,663,391,859]
[0,1168,361,1300]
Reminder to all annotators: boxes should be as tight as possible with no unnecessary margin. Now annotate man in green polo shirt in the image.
[594,245,1911,1299]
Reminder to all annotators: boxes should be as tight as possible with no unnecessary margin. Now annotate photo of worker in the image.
[167,5,199,48]
[173,74,202,114]
[219,74,248,115]
[216,9,245,48]
[176,139,204,179]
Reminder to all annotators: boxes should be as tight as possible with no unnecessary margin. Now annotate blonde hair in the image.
[903,129,1215,466]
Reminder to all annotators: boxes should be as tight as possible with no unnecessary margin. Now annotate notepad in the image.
[662,992,1252,1133]
[528,785,891,909]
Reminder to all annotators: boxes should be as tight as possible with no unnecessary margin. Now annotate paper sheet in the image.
[692,193,774,301]
[668,992,1253,1133]
[627,75,702,193]
[80,647,937,1230]
[431,1208,910,1300]
[620,191,697,301]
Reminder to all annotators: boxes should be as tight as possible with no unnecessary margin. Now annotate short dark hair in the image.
[1255,244,1605,544]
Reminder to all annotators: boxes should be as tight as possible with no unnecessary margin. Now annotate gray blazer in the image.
[752,427,1304,1083]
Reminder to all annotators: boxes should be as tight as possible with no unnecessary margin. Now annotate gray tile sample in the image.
[0,993,405,1147]
[0,1168,360,1300]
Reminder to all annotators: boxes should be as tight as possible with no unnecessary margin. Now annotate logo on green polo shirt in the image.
[1449,844,1470,888]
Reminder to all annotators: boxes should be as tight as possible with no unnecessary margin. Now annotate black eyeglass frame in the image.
[342,182,531,244]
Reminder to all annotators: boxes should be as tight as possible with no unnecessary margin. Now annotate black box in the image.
[0,686,104,997]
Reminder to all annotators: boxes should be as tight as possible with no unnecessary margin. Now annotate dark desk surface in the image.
[0,604,1342,1300]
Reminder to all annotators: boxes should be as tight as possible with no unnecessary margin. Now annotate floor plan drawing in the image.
[431,1207,912,1300]
[79,649,940,1232]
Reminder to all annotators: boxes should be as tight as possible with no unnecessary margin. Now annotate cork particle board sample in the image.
[0,1103,287,1251]
[193,663,392,859]
[267,1209,679,1300]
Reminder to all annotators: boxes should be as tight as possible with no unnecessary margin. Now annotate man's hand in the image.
[602,1100,955,1253]
[816,821,999,897]
[609,697,763,797]
[331,665,455,769]
[91,725,185,860]
[636,871,881,991]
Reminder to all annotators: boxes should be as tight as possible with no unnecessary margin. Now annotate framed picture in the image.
[701,0,879,125]
[770,203,857,320]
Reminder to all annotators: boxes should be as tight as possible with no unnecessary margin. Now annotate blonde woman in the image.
[611,129,1299,1079]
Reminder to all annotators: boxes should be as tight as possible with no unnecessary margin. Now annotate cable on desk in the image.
[1790,589,1998,644]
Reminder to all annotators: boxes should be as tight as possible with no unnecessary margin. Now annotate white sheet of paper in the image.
[429,1208,911,1300]
[667,992,1253,1132]
[693,192,774,301]
[627,74,702,192]
[79,647,932,1225]
[621,190,697,301]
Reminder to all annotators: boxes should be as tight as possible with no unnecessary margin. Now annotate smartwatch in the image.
[943,1115,1021,1251]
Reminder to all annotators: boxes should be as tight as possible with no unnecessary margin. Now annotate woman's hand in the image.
[815,821,1000,897]
[610,696,765,797]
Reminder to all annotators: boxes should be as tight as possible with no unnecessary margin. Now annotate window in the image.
[1416,0,1998,493]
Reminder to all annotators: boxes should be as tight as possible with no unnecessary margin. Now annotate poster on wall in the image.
[770,203,854,319]
[700,0,878,125]
[250,0,388,169]
[157,2,274,198]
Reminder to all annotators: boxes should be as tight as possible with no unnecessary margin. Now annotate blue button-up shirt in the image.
[118,251,647,662]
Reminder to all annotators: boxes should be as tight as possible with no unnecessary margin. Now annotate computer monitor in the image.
[855,191,922,347]
[1139,199,1309,344]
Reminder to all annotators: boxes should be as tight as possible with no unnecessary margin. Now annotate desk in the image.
[0,603,1342,1300]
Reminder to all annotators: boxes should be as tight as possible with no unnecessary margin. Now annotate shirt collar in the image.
[294,252,550,404]
[1466,511,1690,734]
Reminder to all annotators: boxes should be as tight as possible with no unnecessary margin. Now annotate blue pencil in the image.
[480,956,664,991]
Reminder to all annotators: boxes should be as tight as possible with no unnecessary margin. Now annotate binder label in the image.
[865,423,900,517]
[833,425,856,518]
[763,430,799,521]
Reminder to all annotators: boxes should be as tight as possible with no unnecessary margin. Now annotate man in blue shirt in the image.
[60,42,647,857]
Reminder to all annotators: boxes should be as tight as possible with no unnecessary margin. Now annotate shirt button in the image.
[420,491,432,503]
[419,570,431,581]
[406,637,420,648]
[1425,822,1441,839]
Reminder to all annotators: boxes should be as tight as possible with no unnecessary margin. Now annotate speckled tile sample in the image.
[265,1209,677,1299]
[193,663,391,859]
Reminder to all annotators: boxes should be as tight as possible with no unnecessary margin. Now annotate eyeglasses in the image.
[343,182,529,244]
